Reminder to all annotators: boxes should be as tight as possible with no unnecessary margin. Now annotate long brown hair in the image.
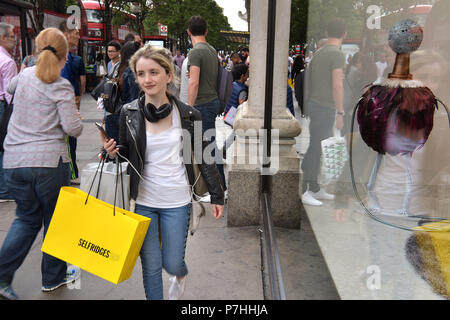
[35,28,68,83]
[117,41,141,88]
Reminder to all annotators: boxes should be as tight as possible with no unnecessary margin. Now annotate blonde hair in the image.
[130,45,179,88]
[35,28,68,83]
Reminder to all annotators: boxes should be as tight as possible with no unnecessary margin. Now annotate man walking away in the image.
[187,16,226,200]
[59,21,86,185]
[301,18,346,206]
[0,23,17,202]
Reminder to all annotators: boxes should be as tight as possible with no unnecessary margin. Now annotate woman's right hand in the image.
[99,132,119,158]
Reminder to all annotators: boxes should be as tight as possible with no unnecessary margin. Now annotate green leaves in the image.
[146,0,232,49]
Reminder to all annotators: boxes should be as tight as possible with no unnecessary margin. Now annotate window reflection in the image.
[85,9,104,23]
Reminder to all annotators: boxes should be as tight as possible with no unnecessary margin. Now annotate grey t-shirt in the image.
[187,42,218,106]
[309,44,346,109]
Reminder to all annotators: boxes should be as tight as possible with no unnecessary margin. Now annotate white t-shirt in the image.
[179,57,189,104]
[376,61,388,80]
[288,56,294,73]
[136,107,191,208]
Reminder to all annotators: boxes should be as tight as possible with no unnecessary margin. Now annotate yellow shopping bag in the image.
[42,187,150,284]
[288,78,295,89]
[414,221,450,298]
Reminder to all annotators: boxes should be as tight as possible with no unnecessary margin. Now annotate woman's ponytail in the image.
[34,28,68,84]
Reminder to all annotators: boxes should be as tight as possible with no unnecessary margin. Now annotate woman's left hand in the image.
[212,204,224,220]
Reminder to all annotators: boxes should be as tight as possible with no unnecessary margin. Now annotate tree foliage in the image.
[112,0,153,38]
[290,0,309,46]
[145,0,232,50]
[290,0,434,47]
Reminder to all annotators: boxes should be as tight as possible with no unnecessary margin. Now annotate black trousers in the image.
[301,101,336,193]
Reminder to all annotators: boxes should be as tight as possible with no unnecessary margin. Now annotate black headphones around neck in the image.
[139,93,173,123]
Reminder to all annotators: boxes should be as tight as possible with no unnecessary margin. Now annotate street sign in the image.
[159,24,168,36]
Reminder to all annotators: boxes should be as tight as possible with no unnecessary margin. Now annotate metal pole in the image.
[262,0,276,193]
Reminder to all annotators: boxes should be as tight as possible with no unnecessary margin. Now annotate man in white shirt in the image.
[107,41,121,77]
[179,57,189,104]
[0,23,17,202]
[375,50,388,82]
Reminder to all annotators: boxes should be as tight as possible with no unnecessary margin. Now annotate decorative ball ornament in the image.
[388,19,423,54]
[356,20,436,156]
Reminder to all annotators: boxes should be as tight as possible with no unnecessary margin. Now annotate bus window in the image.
[85,10,104,23]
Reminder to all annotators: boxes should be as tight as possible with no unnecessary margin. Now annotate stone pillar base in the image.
[227,169,304,229]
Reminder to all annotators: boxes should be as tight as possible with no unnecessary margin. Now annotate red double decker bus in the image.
[81,1,134,64]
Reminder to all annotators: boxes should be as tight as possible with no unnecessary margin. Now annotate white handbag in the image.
[80,160,130,210]
[320,132,348,185]
[223,106,237,127]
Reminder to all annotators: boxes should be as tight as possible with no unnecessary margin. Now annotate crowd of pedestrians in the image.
[0,15,227,301]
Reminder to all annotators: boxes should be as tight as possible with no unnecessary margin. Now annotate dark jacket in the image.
[120,67,140,105]
[224,81,248,115]
[118,93,225,205]
[286,85,294,116]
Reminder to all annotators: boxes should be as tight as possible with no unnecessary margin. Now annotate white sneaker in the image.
[224,190,228,201]
[301,191,323,206]
[168,276,186,300]
[310,188,335,200]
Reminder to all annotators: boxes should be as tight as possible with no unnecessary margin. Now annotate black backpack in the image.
[90,64,122,114]
[101,78,122,114]
[294,65,311,117]
[216,60,233,115]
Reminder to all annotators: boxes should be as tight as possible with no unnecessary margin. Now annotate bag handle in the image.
[84,154,126,216]
[112,158,126,216]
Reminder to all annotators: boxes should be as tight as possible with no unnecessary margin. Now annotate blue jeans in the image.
[0,158,70,287]
[194,99,227,190]
[0,101,12,199]
[136,203,191,300]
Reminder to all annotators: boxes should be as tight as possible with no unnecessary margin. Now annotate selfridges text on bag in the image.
[320,132,348,185]
[80,160,130,210]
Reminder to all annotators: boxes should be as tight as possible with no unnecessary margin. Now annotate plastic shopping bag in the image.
[223,106,237,127]
[80,161,130,210]
[320,133,348,185]
[41,187,150,284]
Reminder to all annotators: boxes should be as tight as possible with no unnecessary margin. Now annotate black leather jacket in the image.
[117,94,224,205]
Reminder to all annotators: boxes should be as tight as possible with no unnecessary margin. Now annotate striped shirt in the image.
[3,66,83,168]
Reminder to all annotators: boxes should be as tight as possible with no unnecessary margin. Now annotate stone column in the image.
[227,0,304,228]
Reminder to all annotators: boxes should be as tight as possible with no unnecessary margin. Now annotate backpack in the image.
[294,65,311,117]
[101,78,122,114]
[216,60,233,115]
[91,64,121,114]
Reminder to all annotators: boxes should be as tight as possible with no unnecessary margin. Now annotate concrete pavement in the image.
[0,93,338,300]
